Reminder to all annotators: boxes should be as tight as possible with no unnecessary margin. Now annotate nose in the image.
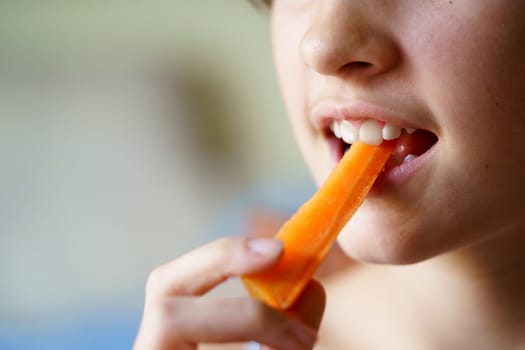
[300,2,400,79]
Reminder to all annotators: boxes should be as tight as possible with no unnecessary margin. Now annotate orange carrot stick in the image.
[242,141,394,310]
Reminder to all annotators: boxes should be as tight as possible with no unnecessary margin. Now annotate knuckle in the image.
[145,266,166,298]
[212,237,246,270]
[243,299,287,334]
[145,298,186,346]
[214,236,241,251]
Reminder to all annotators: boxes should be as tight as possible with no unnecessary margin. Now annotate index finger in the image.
[146,237,283,298]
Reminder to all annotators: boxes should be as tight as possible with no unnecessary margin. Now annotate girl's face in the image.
[271,1,525,263]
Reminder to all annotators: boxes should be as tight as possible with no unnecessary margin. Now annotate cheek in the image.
[408,2,525,129]
[405,2,525,191]
[272,14,295,114]
[271,9,308,128]
[271,10,328,183]
[360,3,525,262]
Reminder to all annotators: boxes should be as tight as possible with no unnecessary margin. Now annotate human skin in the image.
[270,0,525,264]
[270,1,525,347]
[134,1,525,349]
[271,0,525,349]
[134,237,326,350]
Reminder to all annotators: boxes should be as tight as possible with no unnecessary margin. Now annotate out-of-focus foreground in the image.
[0,2,312,349]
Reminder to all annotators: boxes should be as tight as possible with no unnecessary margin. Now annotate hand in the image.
[133,237,326,350]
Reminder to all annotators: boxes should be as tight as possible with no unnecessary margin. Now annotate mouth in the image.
[325,118,438,186]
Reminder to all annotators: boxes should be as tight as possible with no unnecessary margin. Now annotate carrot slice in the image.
[242,141,394,310]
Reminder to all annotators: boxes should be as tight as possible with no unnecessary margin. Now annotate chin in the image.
[335,210,441,265]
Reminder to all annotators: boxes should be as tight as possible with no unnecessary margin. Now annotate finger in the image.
[144,297,317,350]
[287,280,326,332]
[146,237,283,298]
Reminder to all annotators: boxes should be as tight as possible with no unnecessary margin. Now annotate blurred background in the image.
[0,1,314,349]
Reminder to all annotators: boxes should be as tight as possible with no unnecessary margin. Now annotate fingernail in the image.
[247,238,283,257]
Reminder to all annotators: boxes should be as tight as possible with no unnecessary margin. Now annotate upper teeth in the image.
[382,123,402,140]
[340,120,357,144]
[359,120,383,146]
[330,119,415,146]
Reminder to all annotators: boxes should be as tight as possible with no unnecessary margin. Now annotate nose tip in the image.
[300,36,346,76]
[300,16,400,78]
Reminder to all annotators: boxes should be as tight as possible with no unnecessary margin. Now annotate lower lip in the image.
[370,143,436,195]
[328,139,436,195]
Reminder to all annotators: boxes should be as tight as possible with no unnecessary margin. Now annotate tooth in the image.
[340,120,358,144]
[382,123,401,140]
[359,120,383,146]
[406,128,416,134]
[330,120,341,139]
[403,154,417,162]
[331,121,342,138]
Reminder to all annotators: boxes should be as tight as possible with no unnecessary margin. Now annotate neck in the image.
[392,226,525,348]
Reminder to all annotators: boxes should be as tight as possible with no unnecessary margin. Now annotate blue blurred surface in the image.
[0,305,141,350]
[0,181,314,350]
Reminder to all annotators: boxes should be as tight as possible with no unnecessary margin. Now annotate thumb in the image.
[287,280,326,331]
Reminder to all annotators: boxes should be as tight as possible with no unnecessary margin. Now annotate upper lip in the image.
[310,97,423,131]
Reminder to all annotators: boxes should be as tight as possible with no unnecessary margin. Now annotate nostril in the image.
[341,61,373,71]
[354,61,372,68]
